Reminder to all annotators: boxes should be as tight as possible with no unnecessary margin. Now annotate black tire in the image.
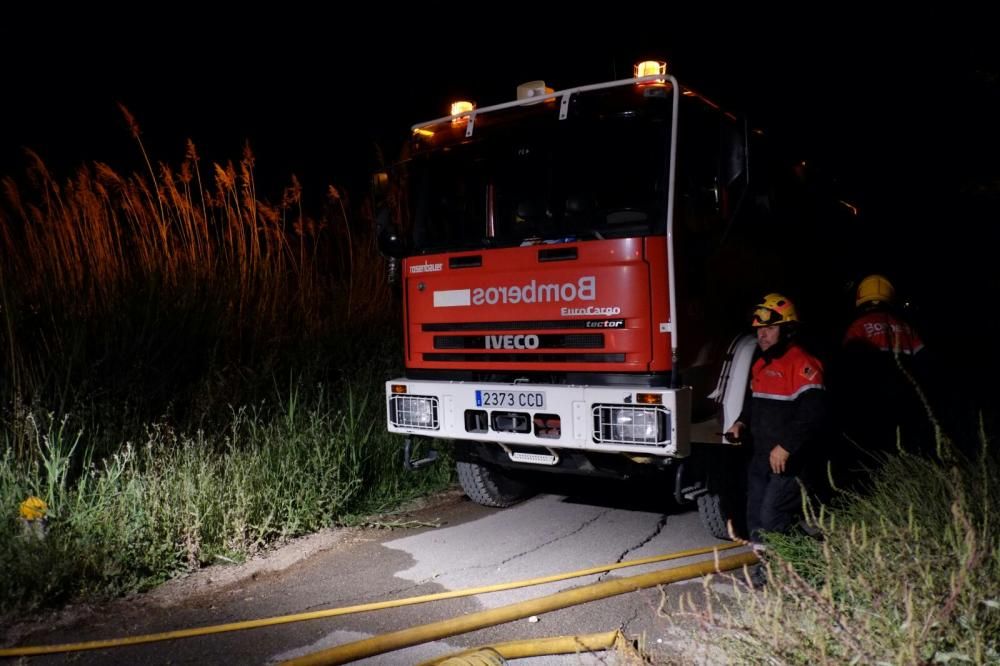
[697,492,732,540]
[457,461,532,508]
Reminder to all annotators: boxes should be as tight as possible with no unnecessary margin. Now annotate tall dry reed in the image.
[0,108,393,440]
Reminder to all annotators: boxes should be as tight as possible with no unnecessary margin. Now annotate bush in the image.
[0,124,450,618]
[0,383,452,617]
[690,426,999,664]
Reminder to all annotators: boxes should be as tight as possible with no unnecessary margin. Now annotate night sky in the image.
[3,14,994,198]
[2,12,998,385]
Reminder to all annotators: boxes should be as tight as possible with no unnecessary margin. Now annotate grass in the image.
[680,425,999,665]
[0,384,452,616]
[0,110,451,618]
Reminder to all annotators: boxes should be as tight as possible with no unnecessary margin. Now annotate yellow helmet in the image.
[856,274,895,307]
[752,293,799,327]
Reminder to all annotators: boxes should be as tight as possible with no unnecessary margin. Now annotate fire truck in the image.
[378,62,850,538]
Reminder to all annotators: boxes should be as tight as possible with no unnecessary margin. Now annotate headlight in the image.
[389,395,439,430]
[613,409,660,443]
[593,404,669,445]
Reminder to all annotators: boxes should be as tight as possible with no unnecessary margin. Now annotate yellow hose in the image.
[282,551,758,665]
[0,541,741,657]
[418,630,623,665]
[437,647,507,665]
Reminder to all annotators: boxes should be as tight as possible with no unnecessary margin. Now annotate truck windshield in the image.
[407,106,671,253]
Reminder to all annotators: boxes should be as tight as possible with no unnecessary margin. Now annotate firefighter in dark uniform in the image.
[726,293,827,555]
[839,274,933,457]
[844,275,925,356]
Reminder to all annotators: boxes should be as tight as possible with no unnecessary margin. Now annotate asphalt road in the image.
[9,480,749,665]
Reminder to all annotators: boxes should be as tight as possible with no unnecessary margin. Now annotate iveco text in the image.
[485,334,540,349]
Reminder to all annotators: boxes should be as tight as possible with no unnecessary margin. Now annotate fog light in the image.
[491,411,531,434]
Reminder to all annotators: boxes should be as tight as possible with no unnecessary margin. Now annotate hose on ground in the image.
[419,630,624,666]
[438,647,508,665]
[281,550,758,665]
[0,541,742,658]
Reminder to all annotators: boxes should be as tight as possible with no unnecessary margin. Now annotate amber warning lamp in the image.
[634,60,668,85]
[636,392,663,405]
[450,100,475,125]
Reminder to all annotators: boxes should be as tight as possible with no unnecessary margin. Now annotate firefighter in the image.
[838,274,933,458]
[726,293,827,566]
[845,274,924,356]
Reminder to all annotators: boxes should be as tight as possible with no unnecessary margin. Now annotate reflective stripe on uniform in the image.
[752,384,825,401]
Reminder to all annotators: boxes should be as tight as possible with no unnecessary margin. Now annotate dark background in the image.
[3,13,995,200]
[2,12,997,418]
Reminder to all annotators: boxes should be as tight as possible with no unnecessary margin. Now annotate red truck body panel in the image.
[403,238,672,374]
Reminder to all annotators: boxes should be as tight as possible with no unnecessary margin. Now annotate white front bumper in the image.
[386,379,690,458]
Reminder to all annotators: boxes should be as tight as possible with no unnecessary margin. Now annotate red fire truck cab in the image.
[379,63,846,538]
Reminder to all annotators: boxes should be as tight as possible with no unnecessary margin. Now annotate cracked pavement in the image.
[11,482,744,665]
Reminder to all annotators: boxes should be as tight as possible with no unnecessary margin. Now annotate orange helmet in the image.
[752,293,799,327]
[856,274,895,307]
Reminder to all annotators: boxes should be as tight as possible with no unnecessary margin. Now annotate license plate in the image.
[475,390,546,409]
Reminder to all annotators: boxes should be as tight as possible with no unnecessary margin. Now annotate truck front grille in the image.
[423,353,625,363]
[423,319,624,331]
[433,334,604,349]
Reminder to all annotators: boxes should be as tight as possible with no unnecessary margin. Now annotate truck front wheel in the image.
[457,461,532,508]
[697,492,733,540]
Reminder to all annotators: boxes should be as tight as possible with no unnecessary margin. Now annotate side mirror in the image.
[371,171,390,204]
[378,227,408,259]
[720,119,749,221]
[375,206,407,259]
[371,170,408,259]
